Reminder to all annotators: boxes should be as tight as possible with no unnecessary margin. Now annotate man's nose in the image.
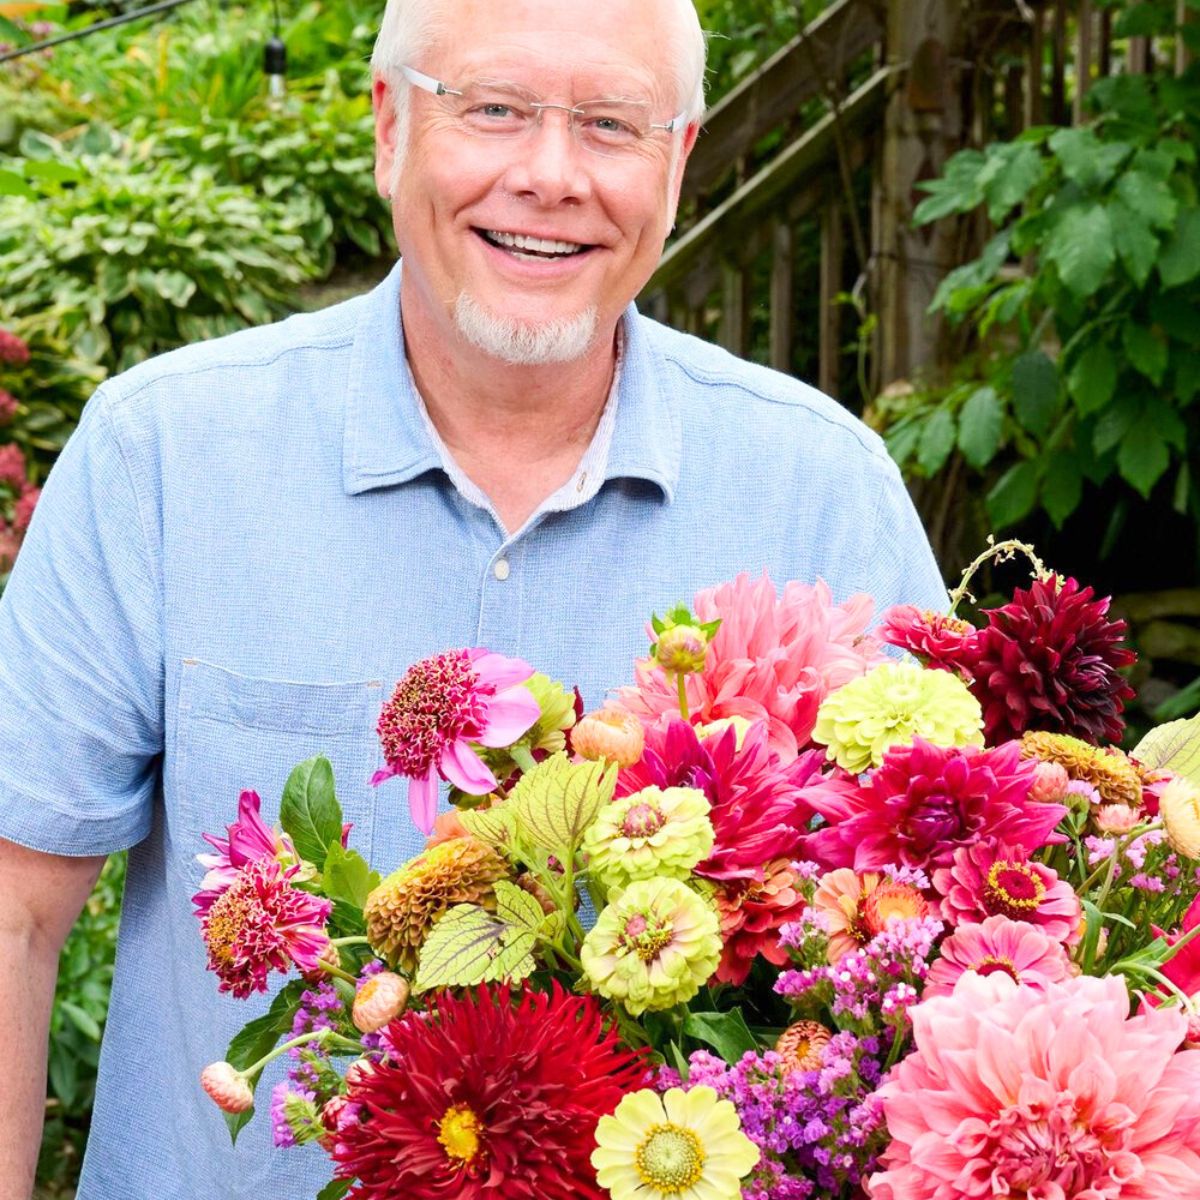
[503,108,594,207]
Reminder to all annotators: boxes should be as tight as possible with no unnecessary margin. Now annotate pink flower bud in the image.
[352,971,410,1033]
[572,707,645,767]
[1094,803,1139,835]
[344,1058,376,1089]
[200,1062,254,1113]
[1030,761,1070,804]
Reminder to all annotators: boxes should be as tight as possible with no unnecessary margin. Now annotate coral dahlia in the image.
[812,868,929,962]
[923,914,1071,997]
[878,604,977,672]
[333,984,647,1200]
[614,573,883,760]
[960,574,1136,745]
[869,972,1200,1199]
[803,737,1064,873]
[372,648,542,833]
[712,857,808,985]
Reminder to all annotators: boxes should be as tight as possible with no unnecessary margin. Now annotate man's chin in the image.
[452,293,600,367]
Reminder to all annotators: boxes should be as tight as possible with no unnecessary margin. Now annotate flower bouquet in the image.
[194,540,1200,1198]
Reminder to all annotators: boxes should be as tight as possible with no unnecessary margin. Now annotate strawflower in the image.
[584,785,714,889]
[812,661,983,774]
[372,648,541,833]
[923,913,1071,997]
[592,1086,759,1200]
[581,877,721,1015]
[573,706,645,767]
[870,972,1200,1199]
[615,574,883,760]
[333,984,646,1199]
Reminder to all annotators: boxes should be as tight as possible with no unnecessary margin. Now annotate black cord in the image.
[0,0,200,65]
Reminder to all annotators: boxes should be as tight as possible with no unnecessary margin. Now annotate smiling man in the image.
[0,2,946,1198]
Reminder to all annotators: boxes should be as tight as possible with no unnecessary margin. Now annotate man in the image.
[0,0,947,1196]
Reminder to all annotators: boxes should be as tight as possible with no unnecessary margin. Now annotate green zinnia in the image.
[584,786,714,890]
[581,877,721,1016]
[813,660,983,773]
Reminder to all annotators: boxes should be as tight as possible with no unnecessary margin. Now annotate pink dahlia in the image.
[932,838,1081,944]
[372,648,541,834]
[195,857,332,998]
[614,573,883,760]
[924,914,1070,997]
[1152,892,1200,1003]
[878,604,977,672]
[194,788,302,899]
[803,737,1064,873]
[617,718,824,882]
[870,972,1200,1199]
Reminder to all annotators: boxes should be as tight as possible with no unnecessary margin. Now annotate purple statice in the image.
[668,1036,888,1196]
[880,864,930,890]
[778,907,830,954]
[286,979,348,1093]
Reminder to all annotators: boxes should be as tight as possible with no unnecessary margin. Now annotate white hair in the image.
[452,293,600,365]
[372,0,707,194]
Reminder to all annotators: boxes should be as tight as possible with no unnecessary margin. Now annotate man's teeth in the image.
[484,230,586,256]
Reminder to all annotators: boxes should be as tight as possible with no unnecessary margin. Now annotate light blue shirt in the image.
[0,261,946,1199]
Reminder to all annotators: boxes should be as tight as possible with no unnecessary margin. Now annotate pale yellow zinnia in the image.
[592,1085,759,1200]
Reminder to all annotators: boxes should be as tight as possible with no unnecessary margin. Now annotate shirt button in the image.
[493,559,510,581]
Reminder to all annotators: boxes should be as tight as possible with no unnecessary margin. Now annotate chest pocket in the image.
[171,659,383,875]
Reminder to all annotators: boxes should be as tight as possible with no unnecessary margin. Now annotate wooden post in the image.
[719,263,749,356]
[873,0,965,390]
[1026,4,1045,126]
[819,202,844,398]
[769,219,794,374]
[1099,6,1113,78]
[1074,0,1094,123]
[1128,36,1151,73]
[1051,0,1067,123]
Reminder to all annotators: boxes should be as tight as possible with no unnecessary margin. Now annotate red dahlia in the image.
[333,984,647,1199]
[960,575,1135,745]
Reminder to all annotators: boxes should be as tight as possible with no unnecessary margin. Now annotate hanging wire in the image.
[0,0,200,65]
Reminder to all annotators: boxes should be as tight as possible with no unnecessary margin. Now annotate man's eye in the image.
[481,104,514,119]
[586,116,637,138]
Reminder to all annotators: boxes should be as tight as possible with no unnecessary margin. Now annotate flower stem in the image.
[316,958,358,985]
[509,744,539,774]
[676,672,689,721]
[947,536,1052,616]
[243,1030,334,1081]
[330,936,370,948]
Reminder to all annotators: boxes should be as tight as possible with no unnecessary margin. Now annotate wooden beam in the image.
[1026,4,1044,126]
[1074,0,1093,123]
[681,0,883,199]
[819,203,844,397]
[1051,0,1067,123]
[769,219,794,374]
[719,263,749,356]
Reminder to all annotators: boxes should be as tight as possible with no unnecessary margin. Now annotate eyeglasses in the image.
[400,65,688,159]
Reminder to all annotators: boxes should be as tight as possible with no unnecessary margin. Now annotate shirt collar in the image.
[342,259,680,502]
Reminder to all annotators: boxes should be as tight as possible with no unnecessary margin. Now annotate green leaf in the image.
[280,756,344,870]
[682,1010,758,1065]
[225,1107,255,1145]
[1122,324,1169,386]
[913,149,988,223]
[1115,169,1179,231]
[1160,209,1200,288]
[1115,1,1176,36]
[59,1000,102,1042]
[154,269,197,307]
[956,386,1003,469]
[1041,453,1084,528]
[1117,422,1170,498]
[323,841,380,910]
[458,804,518,849]
[1093,394,1141,456]
[226,980,306,1071]
[884,414,923,468]
[316,1180,352,1200]
[987,460,1040,528]
[916,407,956,475]
[1046,203,1116,298]
[1132,713,1200,787]
[980,141,1045,222]
[1109,200,1160,288]
[1011,350,1059,438]
[510,753,615,855]
[1048,127,1131,190]
[413,903,537,992]
[1068,342,1117,416]
[667,1041,691,1082]
[1177,353,1200,406]
[0,170,35,199]
[494,879,547,932]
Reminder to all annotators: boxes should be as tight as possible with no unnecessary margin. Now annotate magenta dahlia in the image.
[959,574,1136,745]
[333,984,647,1199]
[932,838,1081,943]
[924,914,1071,996]
[878,604,977,672]
[802,737,1065,873]
[614,573,883,760]
[194,788,301,899]
[372,648,541,834]
[870,972,1200,1199]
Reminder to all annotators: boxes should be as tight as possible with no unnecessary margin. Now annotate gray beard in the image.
[453,292,599,366]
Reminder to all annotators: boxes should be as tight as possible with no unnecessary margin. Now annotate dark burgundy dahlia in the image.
[961,575,1135,745]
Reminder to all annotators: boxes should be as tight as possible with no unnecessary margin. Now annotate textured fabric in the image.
[0,260,946,1199]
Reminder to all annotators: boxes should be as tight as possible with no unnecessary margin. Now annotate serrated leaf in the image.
[1068,342,1117,416]
[1115,170,1178,231]
[1117,422,1170,498]
[1160,209,1200,289]
[280,756,344,870]
[1132,713,1200,786]
[414,904,537,992]
[1011,351,1059,438]
[494,879,546,932]
[458,803,518,848]
[323,841,380,909]
[682,1010,758,1064]
[510,753,615,855]
[981,141,1045,222]
[1046,203,1116,297]
[1122,324,1169,385]
[956,386,1003,469]
[1110,199,1160,288]
[1048,127,1131,189]
[987,460,1040,528]
[916,407,956,475]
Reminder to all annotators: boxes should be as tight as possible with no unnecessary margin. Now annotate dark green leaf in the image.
[667,1041,691,1082]
[1048,127,1131,190]
[1110,199,1160,288]
[682,1009,758,1065]
[316,1180,352,1200]
[1041,453,1084,528]
[225,1107,255,1145]
[913,149,988,223]
[226,980,307,1070]
[987,460,1040,527]
[1177,354,1200,406]
[1117,423,1170,498]
[1123,324,1169,385]
[1160,209,1200,288]
[956,386,1004,469]
[1046,203,1116,297]
[1093,394,1141,456]
[280,756,344,870]
[1011,350,1059,437]
[59,1001,102,1042]
[1115,1,1175,35]
[885,415,923,467]
[916,407,957,475]
[980,142,1045,222]
[1115,170,1179,231]
[323,841,379,909]
[1068,342,1117,416]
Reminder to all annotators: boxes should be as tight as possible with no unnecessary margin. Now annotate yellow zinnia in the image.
[592,1085,759,1200]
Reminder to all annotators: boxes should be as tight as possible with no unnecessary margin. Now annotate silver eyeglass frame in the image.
[398,64,689,136]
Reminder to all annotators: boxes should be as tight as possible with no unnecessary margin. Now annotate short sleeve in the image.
[0,385,163,855]
[863,454,951,616]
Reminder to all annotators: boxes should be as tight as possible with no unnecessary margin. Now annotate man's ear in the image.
[373,75,399,199]
[666,120,700,228]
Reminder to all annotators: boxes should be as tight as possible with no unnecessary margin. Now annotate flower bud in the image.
[655,624,710,675]
[352,970,410,1033]
[572,707,644,767]
[1094,803,1139,835]
[300,941,340,984]
[319,1094,348,1151]
[1160,777,1200,859]
[200,1061,254,1113]
[1029,761,1070,804]
[775,1021,832,1073]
